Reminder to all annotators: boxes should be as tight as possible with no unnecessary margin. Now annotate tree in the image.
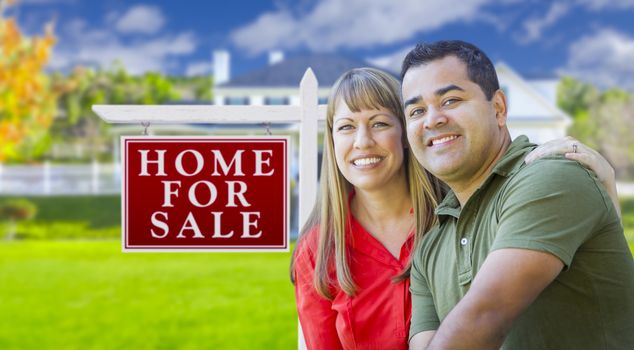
[591,90,634,179]
[50,63,182,161]
[0,0,57,162]
[558,77,634,179]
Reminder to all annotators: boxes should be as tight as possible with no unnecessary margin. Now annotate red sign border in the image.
[121,136,290,253]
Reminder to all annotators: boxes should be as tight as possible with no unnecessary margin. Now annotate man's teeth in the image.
[431,135,458,145]
[353,157,382,166]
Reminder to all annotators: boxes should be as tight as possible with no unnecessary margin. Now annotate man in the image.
[401,40,634,349]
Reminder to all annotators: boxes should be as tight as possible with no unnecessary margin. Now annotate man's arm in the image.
[425,248,563,350]
[408,238,441,348]
[409,331,435,350]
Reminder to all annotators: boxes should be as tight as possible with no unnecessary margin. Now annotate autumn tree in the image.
[0,0,57,161]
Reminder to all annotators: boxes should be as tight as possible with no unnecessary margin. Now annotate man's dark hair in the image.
[400,40,499,100]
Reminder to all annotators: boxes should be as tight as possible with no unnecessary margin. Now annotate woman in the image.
[291,68,619,350]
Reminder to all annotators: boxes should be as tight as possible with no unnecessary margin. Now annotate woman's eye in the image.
[372,122,388,128]
[337,125,353,131]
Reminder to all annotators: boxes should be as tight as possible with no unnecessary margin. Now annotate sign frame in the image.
[120,135,291,253]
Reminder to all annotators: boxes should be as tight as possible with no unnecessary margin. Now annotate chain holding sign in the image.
[122,136,290,252]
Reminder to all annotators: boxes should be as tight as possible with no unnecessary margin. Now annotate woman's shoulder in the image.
[295,225,320,259]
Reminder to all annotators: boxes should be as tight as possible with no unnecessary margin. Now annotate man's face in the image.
[401,55,507,185]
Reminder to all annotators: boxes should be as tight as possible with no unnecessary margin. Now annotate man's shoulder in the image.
[515,155,593,181]
[504,155,605,199]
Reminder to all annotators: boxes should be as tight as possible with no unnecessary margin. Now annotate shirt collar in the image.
[435,135,536,221]
[490,135,535,177]
[346,189,414,266]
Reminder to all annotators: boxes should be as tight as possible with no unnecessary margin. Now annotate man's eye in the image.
[410,108,425,117]
[442,98,459,106]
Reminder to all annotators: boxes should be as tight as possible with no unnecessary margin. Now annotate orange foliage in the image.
[0,2,57,161]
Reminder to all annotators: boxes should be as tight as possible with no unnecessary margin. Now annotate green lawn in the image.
[0,195,632,350]
[0,240,297,350]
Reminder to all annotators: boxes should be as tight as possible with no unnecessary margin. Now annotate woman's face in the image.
[332,100,406,192]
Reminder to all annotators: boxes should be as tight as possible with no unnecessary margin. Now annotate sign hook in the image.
[262,122,272,136]
[141,122,150,136]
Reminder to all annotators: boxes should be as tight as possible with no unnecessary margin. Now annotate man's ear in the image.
[493,89,508,128]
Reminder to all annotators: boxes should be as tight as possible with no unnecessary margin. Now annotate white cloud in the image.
[576,0,634,10]
[366,46,413,74]
[230,0,492,55]
[49,18,196,75]
[185,61,212,76]
[114,5,165,34]
[517,2,570,44]
[560,28,634,90]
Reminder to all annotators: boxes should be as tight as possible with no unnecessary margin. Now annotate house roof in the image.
[496,61,572,125]
[219,53,393,87]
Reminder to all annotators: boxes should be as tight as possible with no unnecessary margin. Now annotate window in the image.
[264,97,289,105]
[224,97,249,105]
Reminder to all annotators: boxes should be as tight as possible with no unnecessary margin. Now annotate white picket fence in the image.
[0,161,120,195]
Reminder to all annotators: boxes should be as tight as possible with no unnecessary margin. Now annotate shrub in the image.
[0,199,37,239]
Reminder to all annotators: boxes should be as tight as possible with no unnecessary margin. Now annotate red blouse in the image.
[294,213,414,350]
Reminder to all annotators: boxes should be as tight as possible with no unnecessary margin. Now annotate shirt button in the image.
[460,238,468,246]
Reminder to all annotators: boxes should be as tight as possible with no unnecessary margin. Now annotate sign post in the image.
[93,68,322,349]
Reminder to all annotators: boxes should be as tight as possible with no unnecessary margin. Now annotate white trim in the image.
[93,104,327,123]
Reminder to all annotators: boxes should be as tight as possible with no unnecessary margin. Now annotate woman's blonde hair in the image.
[291,67,444,299]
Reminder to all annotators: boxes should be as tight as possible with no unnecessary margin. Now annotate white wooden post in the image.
[43,161,51,195]
[297,68,318,350]
[92,68,325,350]
[299,68,319,239]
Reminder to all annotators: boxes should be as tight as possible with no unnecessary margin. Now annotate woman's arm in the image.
[524,137,621,218]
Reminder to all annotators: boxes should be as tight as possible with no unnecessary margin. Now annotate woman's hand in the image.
[525,137,621,218]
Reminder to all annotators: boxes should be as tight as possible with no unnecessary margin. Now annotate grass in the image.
[0,240,297,350]
[0,196,631,349]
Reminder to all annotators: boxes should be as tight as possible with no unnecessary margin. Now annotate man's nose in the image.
[424,108,448,130]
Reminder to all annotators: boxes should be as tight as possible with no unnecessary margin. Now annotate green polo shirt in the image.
[410,136,634,349]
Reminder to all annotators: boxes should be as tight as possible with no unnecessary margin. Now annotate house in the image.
[213,50,391,106]
[213,50,572,144]
[496,63,572,143]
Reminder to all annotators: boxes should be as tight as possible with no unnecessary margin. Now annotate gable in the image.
[496,63,571,125]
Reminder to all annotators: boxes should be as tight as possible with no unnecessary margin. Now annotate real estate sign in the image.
[121,136,289,252]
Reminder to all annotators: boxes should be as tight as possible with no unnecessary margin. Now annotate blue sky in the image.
[10,0,634,90]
